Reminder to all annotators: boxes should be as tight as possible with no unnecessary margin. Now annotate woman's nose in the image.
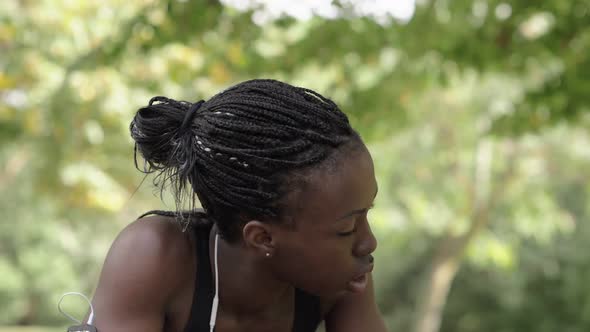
[353,221,377,257]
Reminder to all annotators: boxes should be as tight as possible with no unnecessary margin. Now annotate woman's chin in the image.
[315,285,356,300]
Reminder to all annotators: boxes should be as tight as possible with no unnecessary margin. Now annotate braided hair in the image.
[130,79,361,242]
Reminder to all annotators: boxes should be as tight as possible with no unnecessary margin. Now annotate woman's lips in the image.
[346,264,374,293]
[346,272,369,293]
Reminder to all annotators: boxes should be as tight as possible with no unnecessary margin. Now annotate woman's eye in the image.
[338,225,357,237]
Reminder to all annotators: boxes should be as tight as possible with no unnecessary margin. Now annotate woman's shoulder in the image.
[90,214,201,330]
[93,214,197,309]
[111,214,196,284]
[129,214,193,251]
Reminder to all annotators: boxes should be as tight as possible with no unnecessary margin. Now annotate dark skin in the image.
[91,144,387,332]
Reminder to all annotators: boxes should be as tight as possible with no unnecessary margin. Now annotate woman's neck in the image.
[209,225,294,319]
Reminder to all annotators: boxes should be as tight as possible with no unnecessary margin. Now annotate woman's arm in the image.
[324,273,388,332]
[90,218,188,332]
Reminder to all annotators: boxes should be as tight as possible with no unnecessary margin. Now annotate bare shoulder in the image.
[101,215,194,287]
[320,273,388,332]
[91,215,195,332]
[117,215,194,265]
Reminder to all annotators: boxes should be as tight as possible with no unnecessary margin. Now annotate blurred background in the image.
[1,0,590,331]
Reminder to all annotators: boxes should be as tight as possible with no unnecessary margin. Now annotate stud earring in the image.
[265,252,271,257]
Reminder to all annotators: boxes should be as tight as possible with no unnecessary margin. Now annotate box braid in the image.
[130,79,361,242]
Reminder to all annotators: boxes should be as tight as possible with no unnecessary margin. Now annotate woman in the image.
[91,79,387,332]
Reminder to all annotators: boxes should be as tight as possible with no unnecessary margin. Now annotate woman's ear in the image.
[242,221,275,258]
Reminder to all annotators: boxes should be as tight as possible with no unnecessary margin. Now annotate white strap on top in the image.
[209,234,220,332]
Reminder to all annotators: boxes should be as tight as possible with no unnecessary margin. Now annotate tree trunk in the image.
[412,138,495,332]
[0,149,29,190]
[412,238,461,332]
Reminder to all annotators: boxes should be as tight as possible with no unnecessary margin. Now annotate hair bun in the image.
[130,97,195,172]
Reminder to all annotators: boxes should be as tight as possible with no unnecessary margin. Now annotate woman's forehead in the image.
[289,147,377,224]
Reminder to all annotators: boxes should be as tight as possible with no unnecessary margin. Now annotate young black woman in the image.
[91,79,388,332]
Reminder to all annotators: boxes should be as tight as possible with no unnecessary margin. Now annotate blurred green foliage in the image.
[0,328,61,332]
[1,0,589,331]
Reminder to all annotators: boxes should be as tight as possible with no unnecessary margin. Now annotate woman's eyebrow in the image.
[335,188,378,221]
[336,207,371,221]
